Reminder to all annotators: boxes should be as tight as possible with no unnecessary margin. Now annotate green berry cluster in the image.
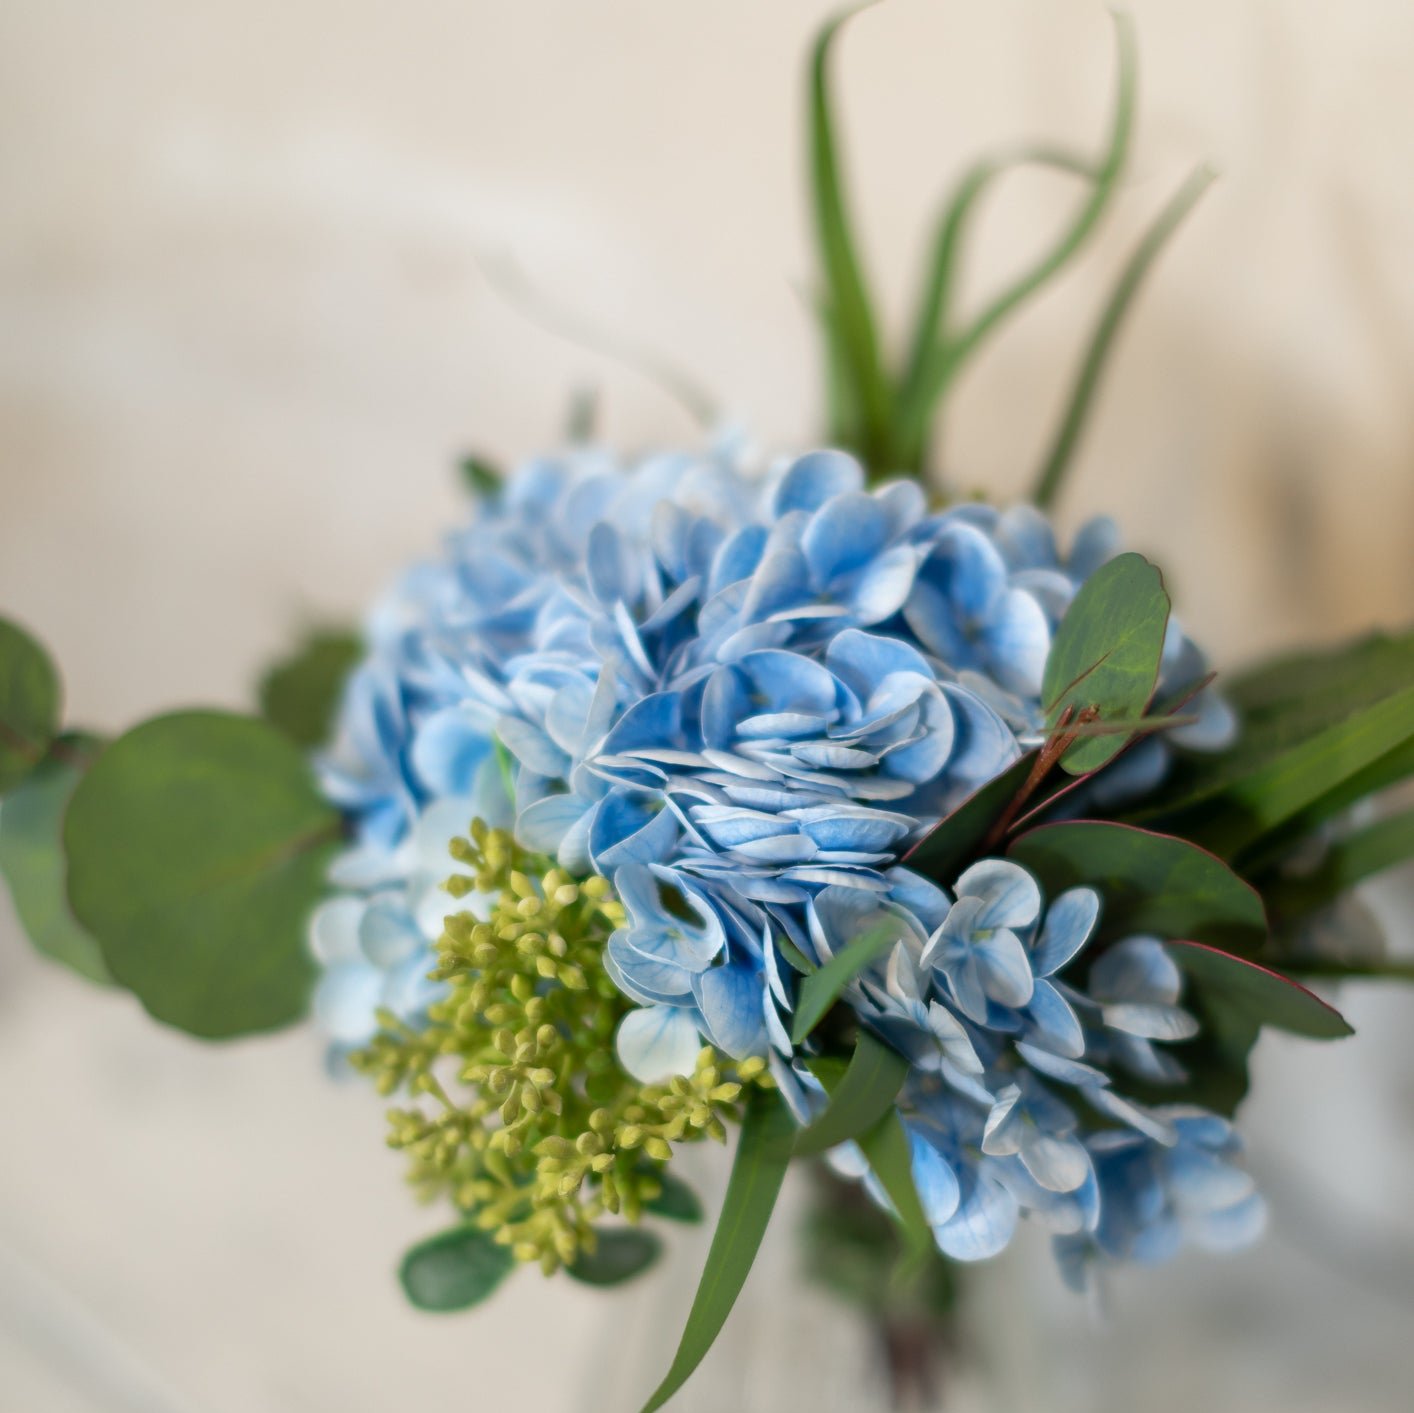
[351,820,767,1273]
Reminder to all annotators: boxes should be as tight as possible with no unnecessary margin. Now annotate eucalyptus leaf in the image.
[258,629,362,749]
[1041,553,1171,774]
[796,1030,908,1157]
[1008,819,1267,955]
[791,921,896,1045]
[65,711,339,1038]
[638,1090,795,1413]
[645,1171,705,1225]
[904,751,1037,884]
[1169,941,1352,1040]
[459,454,503,499]
[568,1228,662,1286]
[0,616,61,793]
[0,735,109,983]
[399,1224,516,1312]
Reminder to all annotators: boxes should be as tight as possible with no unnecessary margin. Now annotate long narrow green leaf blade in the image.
[857,1111,932,1268]
[809,3,893,469]
[796,1031,909,1156]
[916,9,1135,430]
[1032,164,1215,510]
[638,1091,795,1413]
[791,922,896,1045]
[1265,806,1414,917]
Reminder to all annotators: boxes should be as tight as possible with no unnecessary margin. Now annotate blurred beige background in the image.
[1,1,1412,1410]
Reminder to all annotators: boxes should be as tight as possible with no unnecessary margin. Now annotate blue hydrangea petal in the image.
[615,1004,704,1082]
[1190,1192,1267,1252]
[1032,887,1100,976]
[313,963,384,1047]
[309,896,367,965]
[909,1131,961,1227]
[981,587,1050,696]
[954,859,1042,932]
[693,965,768,1058]
[771,450,863,515]
[802,492,891,585]
[935,1165,1019,1262]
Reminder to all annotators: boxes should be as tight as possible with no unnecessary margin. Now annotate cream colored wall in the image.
[1,3,1411,1410]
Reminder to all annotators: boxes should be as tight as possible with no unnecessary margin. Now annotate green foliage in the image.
[0,616,61,793]
[258,629,363,749]
[855,1111,933,1272]
[1008,820,1267,955]
[644,1171,705,1225]
[353,823,765,1277]
[1170,942,1352,1041]
[1031,164,1214,509]
[1264,807,1414,921]
[1130,627,1414,860]
[0,735,110,983]
[796,1031,908,1156]
[459,454,503,499]
[638,1089,796,1413]
[399,1224,516,1312]
[904,751,1038,883]
[790,922,896,1044]
[567,1228,663,1286]
[1041,553,1171,773]
[809,4,894,470]
[64,711,337,1037]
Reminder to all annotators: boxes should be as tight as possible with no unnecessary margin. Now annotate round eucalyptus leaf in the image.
[64,711,339,1038]
[645,1172,705,1225]
[399,1225,516,1311]
[258,629,362,749]
[0,735,110,983]
[567,1228,663,1286]
[0,616,61,793]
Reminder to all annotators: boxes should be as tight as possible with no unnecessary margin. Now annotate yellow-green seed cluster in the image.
[351,821,766,1273]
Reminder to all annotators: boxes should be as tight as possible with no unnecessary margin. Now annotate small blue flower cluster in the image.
[312,439,1251,1280]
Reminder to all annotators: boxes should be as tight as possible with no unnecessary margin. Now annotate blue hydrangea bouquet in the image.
[3,10,1411,1410]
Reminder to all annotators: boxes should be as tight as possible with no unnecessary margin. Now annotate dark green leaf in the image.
[1041,553,1170,774]
[791,921,896,1045]
[1032,165,1214,510]
[1008,819,1267,955]
[1129,628,1414,857]
[399,1224,516,1311]
[258,629,362,749]
[809,4,894,470]
[1170,941,1353,1040]
[855,1111,931,1270]
[459,454,503,498]
[0,616,61,793]
[645,1172,705,1225]
[796,1030,908,1156]
[904,751,1038,883]
[638,1090,795,1413]
[65,711,339,1038]
[0,735,109,983]
[1265,807,1414,918]
[568,1228,662,1286]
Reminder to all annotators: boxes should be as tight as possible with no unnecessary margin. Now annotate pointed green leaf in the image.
[1169,941,1353,1040]
[1129,628,1414,856]
[1032,164,1214,510]
[645,1172,705,1225]
[1008,819,1267,954]
[638,1090,795,1413]
[809,4,893,469]
[1041,553,1171,773]
[568,1228,662,1286]
[459,454,503,499]
[258,629,362,749]
[904,751,1038,884]
[399,1224,516,1311]
[0,735,110,983]
[65,711,339,1038]
[0,616,61,793]
[791,921,896,1045]
[796,1030,908,1156]
[856,1111,932,1270]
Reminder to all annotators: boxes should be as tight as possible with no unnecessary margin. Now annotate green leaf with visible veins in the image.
[65,711,339,1038]
[1041,553,1170,774]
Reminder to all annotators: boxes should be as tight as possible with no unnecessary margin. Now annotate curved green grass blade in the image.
[796,1030,908,1156]
[791,921,896,1045]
